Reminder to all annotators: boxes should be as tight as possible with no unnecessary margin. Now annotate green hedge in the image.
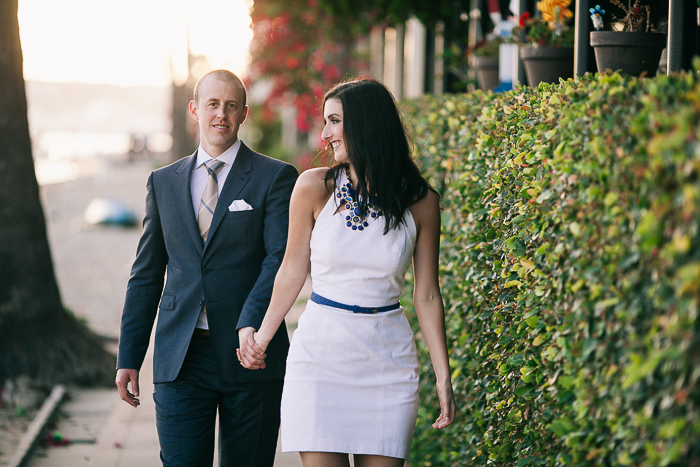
[401,70,700,466]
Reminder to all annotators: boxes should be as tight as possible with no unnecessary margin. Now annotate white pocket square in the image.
[228,199,253,212]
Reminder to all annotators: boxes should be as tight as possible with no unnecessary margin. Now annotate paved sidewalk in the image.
[27,284,310,467]
[25,159,308,467]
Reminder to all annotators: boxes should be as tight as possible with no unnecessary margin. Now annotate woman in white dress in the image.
[238,77,455,467]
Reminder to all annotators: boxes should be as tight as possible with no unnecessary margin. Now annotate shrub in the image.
[401,70,700,466]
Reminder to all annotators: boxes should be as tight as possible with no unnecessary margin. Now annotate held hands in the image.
[433,380,456,429]
[115,368,140,407]
[236,326,267,370]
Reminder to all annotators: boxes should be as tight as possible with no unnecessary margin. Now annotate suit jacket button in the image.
[198,300,203,306]
[202,268,209,275]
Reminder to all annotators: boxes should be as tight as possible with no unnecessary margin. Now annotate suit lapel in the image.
[174,151,204,256]
[203,142,253,254]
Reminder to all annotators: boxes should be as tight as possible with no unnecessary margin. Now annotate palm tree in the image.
[0,0,114,385]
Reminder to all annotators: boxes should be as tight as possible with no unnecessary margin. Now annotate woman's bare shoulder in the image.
[409,189,440,233]
[292,167,335,207]
[410,189,439,216]
[296,167,332,192]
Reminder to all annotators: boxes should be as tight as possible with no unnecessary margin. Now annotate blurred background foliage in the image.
[401,70,700,466]
[315,0,471,33]
[247,0,481,169]
[247,0,368,169]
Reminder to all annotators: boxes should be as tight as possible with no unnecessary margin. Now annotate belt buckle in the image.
[352,305,378,314]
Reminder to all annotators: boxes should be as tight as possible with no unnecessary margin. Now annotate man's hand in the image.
[116,369,140,407]
[237,327,267,370]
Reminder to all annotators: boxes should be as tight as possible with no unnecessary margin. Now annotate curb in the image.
[7,385,66,467]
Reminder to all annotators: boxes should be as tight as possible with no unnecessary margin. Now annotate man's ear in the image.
[239,105,249,124]
[188,100,198,121]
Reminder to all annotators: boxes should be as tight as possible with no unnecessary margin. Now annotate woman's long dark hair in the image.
[322,76,430,234]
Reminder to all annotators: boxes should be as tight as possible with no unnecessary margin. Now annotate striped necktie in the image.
[198,159,225,241]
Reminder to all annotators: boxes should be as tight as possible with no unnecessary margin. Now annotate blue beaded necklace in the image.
[336,178,383,231]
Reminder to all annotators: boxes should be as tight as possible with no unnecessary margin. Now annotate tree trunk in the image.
[0,0,114,385]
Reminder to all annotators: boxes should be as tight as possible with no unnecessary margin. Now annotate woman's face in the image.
[321,98,346,163]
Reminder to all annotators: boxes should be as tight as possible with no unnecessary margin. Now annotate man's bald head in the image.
[193,70,247,107]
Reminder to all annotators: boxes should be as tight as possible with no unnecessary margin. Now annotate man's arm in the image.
[236,163,298,332]
[116,172,168,404]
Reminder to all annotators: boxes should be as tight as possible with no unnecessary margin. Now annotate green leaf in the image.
[558,376,575,389]
[505,237,526,252]
[517,456,538,466]
[518,133,533,147]
[603,192,618,206]
[532,334,547,346]
[525,316,539,328]
[512,214,527,224]
[675,262,700,296]
[553,141,566,157]
[568,222,581,236]
[536,190,552,203]
[659,418,686,439]
[595,297,619,311]
[623,352,665,388]
[549,417,574,437]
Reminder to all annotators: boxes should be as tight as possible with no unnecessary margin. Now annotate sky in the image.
[18,0,254,87]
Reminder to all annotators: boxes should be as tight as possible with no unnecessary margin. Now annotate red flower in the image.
[323,65,341,82]
[519,11,531,27]
[311,83,324,99]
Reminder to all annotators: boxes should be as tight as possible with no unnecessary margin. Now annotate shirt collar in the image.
[195,139,241,169]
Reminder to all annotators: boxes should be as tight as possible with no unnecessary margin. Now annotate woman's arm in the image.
[237,167,331,370]
[410,190,456,429]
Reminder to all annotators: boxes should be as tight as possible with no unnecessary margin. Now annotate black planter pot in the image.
[472,55,499,91]
[519,46,574,87]
[590,31,667,77]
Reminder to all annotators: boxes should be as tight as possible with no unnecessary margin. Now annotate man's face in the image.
[189,77,248,157]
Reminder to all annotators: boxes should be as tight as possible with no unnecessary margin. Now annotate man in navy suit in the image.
[115,69,298,466]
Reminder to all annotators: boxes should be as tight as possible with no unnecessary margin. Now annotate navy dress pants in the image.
[154,334,283,467]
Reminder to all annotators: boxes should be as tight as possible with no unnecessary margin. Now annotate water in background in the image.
[26,81,172,185]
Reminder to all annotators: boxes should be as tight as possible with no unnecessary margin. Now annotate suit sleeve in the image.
[236,163,298,331]
[117,172,168,370]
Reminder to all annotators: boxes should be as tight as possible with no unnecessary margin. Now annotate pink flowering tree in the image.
[248,0,369,168]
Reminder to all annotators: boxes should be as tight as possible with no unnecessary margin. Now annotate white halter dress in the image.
[280,172,419,459]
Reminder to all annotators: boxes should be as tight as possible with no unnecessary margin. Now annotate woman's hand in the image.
[253,331,270,352]
[237,327,267,370]
[432,380,456,429]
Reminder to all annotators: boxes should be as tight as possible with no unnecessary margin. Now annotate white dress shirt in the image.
[190,139,241,329]
[190,139,241,219]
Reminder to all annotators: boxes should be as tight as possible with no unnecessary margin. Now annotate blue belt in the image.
[310,292,400,314]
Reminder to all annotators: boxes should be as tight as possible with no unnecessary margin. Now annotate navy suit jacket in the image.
[117,143,298,384]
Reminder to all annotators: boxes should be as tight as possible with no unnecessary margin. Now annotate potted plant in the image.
[589,1,667,77]
[512,0,575,87]
[468,36,502,91]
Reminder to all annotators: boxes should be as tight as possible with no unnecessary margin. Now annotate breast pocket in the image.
[224,210,259,221]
